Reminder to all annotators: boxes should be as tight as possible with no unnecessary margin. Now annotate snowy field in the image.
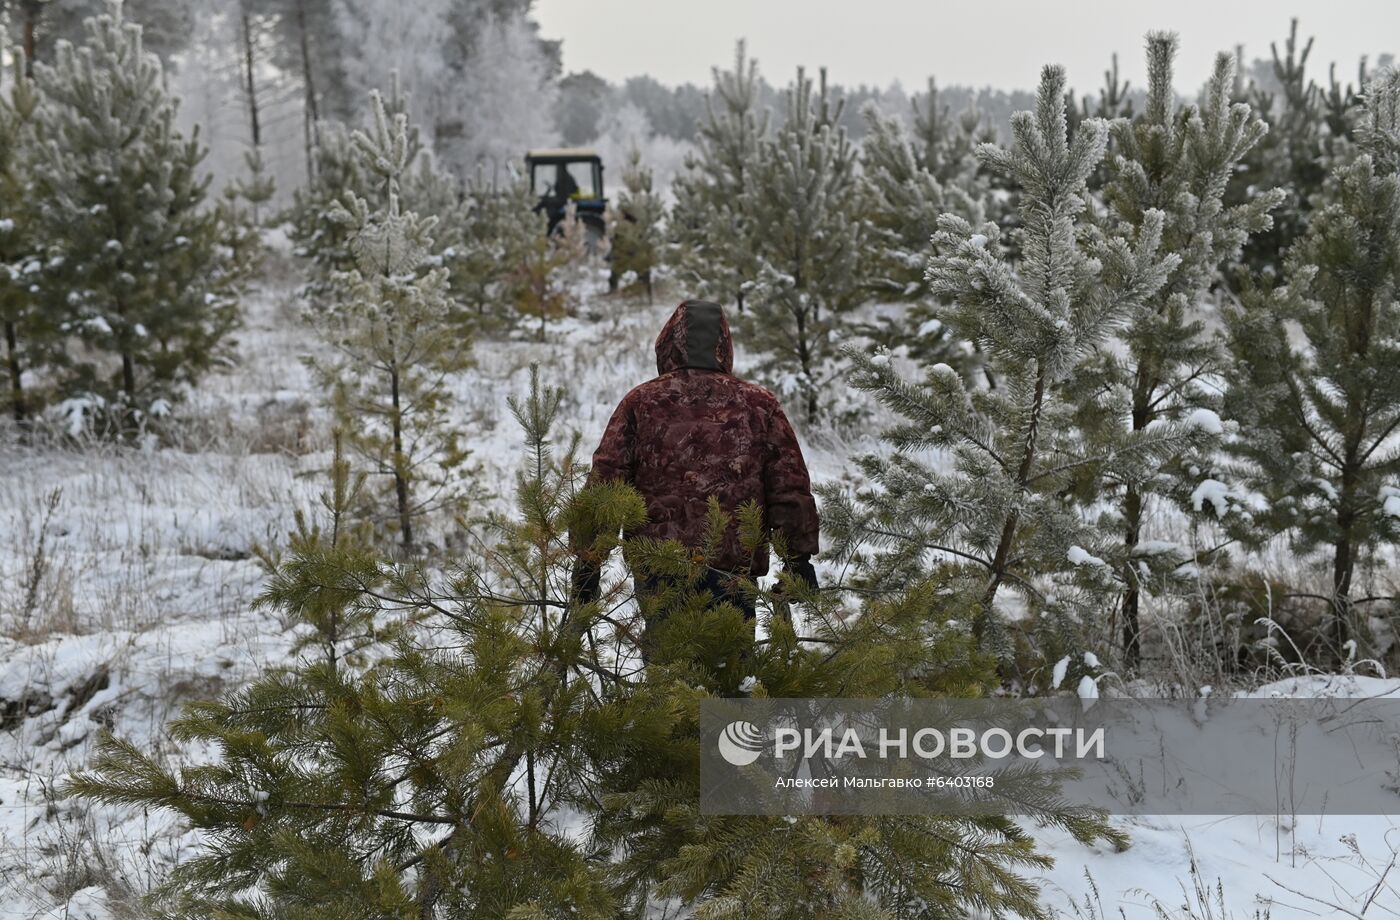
[1,256,1398,918]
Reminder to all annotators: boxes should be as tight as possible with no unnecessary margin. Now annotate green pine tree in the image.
[1076,34,1284,669]
[1069,53,1136,195]
[288,119,370,291]
[303,89,472,553]
[606,145,665,303]
[1228,18,1332,284]
[501,198,593,344]
[822,65,1178,667]
[1321,59,1371,154]
[1223,68,1400,662]
[1086,53,1135,121]
[740,66,866,423]
[1064,52,1135,148]
[669,40,769,314]
[287,75,447,299]
[858,96,987,375]
[28,0,243,428]
[450,169,548,330]
[286,73,482,326]
[910,78,998,188]
[229,147,277,227]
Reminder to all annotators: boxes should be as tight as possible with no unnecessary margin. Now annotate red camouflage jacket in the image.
[585,300,820,576]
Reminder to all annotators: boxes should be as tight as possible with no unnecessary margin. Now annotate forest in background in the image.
[7,0,1390,196]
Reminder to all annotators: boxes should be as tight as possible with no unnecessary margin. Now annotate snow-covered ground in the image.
[1,259,1397,917]
[1034,674,1400,918]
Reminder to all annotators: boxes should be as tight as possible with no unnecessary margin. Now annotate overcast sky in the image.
[533,0,1397,95]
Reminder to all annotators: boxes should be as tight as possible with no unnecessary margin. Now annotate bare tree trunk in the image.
[1329,293,1374,664]
[978,365,1048,642]
[1332,449,1361,662]
[20,0,40,76]
[1332,523,1354,655]
[5,319,27,426]
[1120,366,1154,671]
[240,5,264,223]
[390,364,414,551]
[1121,485,1144,669]
[240,6,262,148]
[120,352,136,402]
[293,0,321,183]
[793,304,817,423]
[114,296,136,404]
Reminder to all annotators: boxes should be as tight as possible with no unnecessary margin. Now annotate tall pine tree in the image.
[669,40,768,314]
[304,89,471,551]
[288,75,429,298]
[1228,18,1332,284]
[1078,34,1284,669]
[822,66,1179,665]
[449,169,548,329]
[859,97,988,374]
[740,66,866,422]
[28,0,241,427]
[1223,68,1400,661]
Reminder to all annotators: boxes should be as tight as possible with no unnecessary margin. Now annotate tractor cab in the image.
[526,148,607,240]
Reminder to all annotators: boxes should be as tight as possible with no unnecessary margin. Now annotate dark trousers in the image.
[634,569,756,662]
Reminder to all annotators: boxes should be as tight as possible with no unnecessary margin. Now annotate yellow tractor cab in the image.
[526,148,607,244]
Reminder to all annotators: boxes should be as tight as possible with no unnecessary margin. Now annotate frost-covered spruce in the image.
[1223,68,1400,661]
[1072,34,1284,669]
[0,36,49,426]
[823,65,1178,664]
[304,90,471,551]
[739,66,865,422]
[28,0,242,427]
[669,40,769,315]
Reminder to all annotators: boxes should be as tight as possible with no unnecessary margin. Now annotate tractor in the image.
[526,147,607,250]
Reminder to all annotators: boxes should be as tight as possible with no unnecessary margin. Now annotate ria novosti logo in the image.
[717,720,765,766]
[715,718,1107,766]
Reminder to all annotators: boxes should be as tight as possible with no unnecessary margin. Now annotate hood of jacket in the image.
[654,300,734,375]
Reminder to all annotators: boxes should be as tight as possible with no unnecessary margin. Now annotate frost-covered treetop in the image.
[926,65,1177,381]
[350,85,417,194]
[978,64,1108,225]
[329,90,441,280]
[1106,35,1282,308]
[38,0,171,151]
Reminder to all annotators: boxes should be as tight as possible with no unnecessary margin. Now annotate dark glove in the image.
[571,561,601,606]
[784,554,819,592]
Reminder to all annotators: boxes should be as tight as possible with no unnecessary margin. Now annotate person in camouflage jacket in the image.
[573,300,820,635]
